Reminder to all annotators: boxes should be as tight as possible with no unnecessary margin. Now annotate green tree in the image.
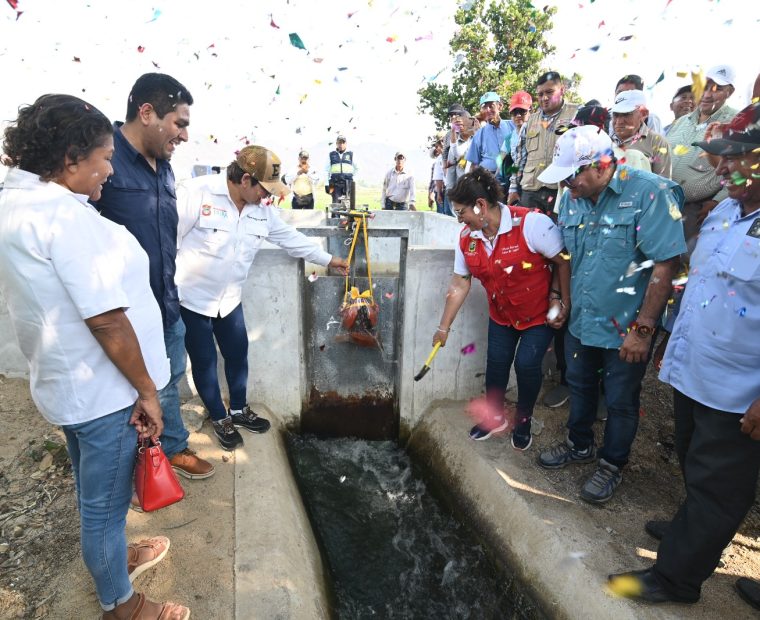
[419,0,575,129]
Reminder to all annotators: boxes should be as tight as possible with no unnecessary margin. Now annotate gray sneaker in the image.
[543,384,570,408]
[580,459,622,504]
[538,439,595,469]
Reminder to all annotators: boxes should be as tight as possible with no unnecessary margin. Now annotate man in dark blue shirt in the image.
[98,73,214,480]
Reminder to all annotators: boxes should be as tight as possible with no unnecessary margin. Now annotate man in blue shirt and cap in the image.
[466,91,512,190]
[536,125,686,504]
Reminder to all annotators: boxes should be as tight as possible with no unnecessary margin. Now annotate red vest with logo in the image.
[459,205,552,329]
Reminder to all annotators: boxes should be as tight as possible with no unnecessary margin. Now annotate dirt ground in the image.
[0,376,235,620]
[521,358,760,618]
[1,350,760,619]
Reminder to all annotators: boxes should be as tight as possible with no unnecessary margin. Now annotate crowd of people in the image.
[432,66,760,610]
[0,62,758,616]
[0,74,347,619]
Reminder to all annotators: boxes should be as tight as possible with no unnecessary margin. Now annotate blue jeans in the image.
[181,304,248,421]
[485,320,554,420]
[435,195,446,215]
[63,406,136,610]
[442,192,455,217]
[158,318,190,458]
[564,331,648,468]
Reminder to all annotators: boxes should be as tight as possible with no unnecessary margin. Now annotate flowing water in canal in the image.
[287,435,545,620]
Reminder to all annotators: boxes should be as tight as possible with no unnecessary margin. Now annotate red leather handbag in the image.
[134,438,185,512]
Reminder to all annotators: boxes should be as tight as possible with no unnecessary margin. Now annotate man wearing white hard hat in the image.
[536,125,686,504]
[667,64,738,250]
[610,89,672,178]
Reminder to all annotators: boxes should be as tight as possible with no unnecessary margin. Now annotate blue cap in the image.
[479,91,501,106]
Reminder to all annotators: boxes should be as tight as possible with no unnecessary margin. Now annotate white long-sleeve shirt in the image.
[380,167,416,207]
[176,173,331,318]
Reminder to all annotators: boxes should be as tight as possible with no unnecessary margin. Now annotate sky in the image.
[0,0,758,183]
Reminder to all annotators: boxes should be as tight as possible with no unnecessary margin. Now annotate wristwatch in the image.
[631,322,655,338]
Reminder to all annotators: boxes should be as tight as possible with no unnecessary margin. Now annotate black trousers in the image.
[292,194,314,209]
[383,198,407,210]
[653,390,760,601]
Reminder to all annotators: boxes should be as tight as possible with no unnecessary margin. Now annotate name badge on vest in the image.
[468,240,477,252]
[618,201,633,208]
[747,218,760,239]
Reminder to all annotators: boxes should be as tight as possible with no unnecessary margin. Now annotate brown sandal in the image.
[127,536,170,583]
[156,601,190,620]
[102,593,190,620]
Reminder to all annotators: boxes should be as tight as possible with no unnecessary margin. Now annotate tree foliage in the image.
[418,0,578,129]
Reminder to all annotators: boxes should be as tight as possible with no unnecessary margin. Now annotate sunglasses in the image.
[452,205,472,218]
[510,108,528,116]
[562,165,592,187]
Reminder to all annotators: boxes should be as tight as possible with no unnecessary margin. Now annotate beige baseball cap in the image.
[236,145,289,196]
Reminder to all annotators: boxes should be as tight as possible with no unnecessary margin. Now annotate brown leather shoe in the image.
[128,536,170,583]
[169,449,215,480]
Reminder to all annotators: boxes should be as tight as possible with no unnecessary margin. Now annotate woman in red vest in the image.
[434,170,570,450]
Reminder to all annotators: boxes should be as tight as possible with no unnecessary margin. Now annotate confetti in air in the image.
[289,32,307,50]
[460,343,476,355]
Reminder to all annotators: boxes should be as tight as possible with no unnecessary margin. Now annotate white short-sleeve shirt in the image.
[0,169,170,425]
[454,204,563,275]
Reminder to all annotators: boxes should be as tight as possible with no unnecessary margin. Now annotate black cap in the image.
[447,103,470,117]
[575,105,610,130]
[694,102,760,156]
[555,105,610,135]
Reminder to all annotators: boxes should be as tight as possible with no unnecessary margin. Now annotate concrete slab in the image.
[234,403,330,620]
[407,401,702,620]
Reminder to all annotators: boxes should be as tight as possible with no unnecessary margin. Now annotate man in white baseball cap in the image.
[536,125,686,505]
[705,64,736,87]
[610,90,672,178]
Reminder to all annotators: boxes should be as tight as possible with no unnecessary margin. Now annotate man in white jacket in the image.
[176,146,348,450]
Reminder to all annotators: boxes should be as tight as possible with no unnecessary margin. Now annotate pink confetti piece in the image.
[461,343,476,355]
[465,397,514,432]
[384,292,394,299]
[307,272,318,282]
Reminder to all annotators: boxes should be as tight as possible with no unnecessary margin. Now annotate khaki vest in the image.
[521,102,579,191]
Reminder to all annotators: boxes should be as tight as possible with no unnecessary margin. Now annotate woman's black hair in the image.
[2,94,113,181]
[448,168,504,208]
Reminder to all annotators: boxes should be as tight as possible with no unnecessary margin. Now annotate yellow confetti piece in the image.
[620,169,628,180]
[521,261,533,269]
[560,252,571,261]
[669,203,682,221]
[314,79,322,85]
[673,145,690,156]
[300,93,308,103]
[658,147,668,155]
[607,574,643,598]
[676,71,688,78]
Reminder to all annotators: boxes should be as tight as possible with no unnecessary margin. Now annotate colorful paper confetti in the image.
[289,32,306,50]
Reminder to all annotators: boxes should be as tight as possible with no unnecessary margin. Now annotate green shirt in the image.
[667,104,737,202]
[558,165,686,349]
